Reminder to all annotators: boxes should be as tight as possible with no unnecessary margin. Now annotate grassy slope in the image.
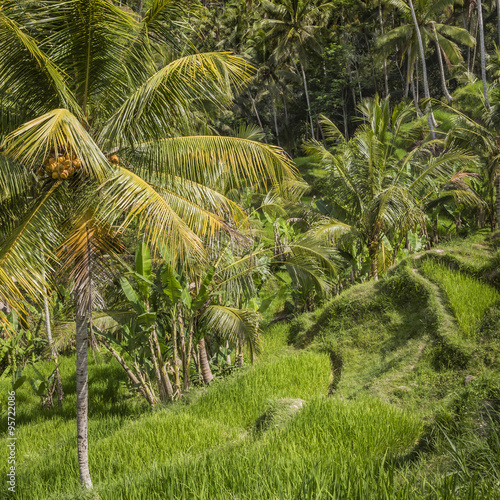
[2,232,500,499]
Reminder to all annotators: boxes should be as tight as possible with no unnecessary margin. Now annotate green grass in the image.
[2,235,500,499]
[419,259,500,338]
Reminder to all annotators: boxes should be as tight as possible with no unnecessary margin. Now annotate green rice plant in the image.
[419,260,500,337]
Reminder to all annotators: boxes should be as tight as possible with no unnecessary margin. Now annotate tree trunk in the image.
[249,95,267,143]
[75,311,92,489]
[498,0,500,48]
[100,338,154,404]
[183,323,194,392]
[42,270,63,408]
[369,243,379,281]
[432,214,439,245]
[149,335,168,402]
[432,24,453,104]
[152,327,173,398]
[171,312,181,397]
[271,95,280,145]
[198,337,214,384]
[379,0,389,97]
[496,173,500,229]
[178,311,188,391]
[478,0,491,109]
[300,61,315,138]
[408,0,436,139]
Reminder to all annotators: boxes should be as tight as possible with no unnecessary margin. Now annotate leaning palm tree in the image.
[0,0,297,489]
[305,95,479,279]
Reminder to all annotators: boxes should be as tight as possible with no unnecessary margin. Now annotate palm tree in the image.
[377,0,475,108]
[259,0,332,138]
[305,95,478,279]
[0,0,297,489]
[477,0,491,109]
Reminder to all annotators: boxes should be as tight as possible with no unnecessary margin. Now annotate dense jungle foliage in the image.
[1,0,500,497]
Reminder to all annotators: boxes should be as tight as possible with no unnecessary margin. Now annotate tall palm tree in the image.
[0,0,297,489]
[378,0,475,107]
[259,0,332,138]
[305,96,478,279]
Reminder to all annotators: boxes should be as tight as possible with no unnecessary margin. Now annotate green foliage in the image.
[419,259,500,338]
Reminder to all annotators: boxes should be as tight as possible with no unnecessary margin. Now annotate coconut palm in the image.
[377,0,475,107]
[0,0,298,489]
[305,95,478,279]
[259,0,332,138]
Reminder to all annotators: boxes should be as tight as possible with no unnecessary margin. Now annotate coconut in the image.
[68,166,75,175]
[109,154,119,165]
[48,158,56,166]
[51,172,59,179]
[58,156,65,163]
[72,159,81,169]
[60,170,69,179]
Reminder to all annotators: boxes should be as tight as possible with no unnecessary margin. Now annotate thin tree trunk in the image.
[477,0,491,109]
[271,95,280,145]
[472,14,479,72]
[198,337,214,384]
[300,61,315,138]
[184,324,194,391]
[408,0,436,139]
[178,311,188,391]
[171,311,181,397]
[496,173,500,229]
[100,338,154,404]
[149,335,168,402]
[134,360,157,404]
[152,328,173,398]
[249,95,267,142]
[75,311,92,489]
[42,269,63,408]
[432,23,453,103]
[432,214,439,245]
[498,0,500,48]
[343,89,349,139]
[379,0,389,97]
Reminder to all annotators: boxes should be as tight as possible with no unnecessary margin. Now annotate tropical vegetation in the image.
[1,0,500,497]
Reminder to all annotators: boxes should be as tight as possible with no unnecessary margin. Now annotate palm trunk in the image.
[75,310,92,489]
[249,95,267,142]
[198,337,214,384]
[369,238,379,281]
[432,214,439,245]
[184,323,194,392]
[477,0,491,109]
[300,61,315,138]
[171,313,181,397]
[408,0,436,139]
[178,312,188,391]
[271,95,280,145]
[498,0,500,48]
[496,173,500,229]
[42,270,63,408]
[379,0,389,97]
[432,24,453,104]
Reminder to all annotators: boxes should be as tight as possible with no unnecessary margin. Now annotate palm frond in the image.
[201,305,261,362]
[99,52,253,147]
[2,109,114,182]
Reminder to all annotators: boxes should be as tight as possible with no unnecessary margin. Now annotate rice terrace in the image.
[1,0,500,498]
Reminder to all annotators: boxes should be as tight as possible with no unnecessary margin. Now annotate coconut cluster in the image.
[38,151,82,181]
